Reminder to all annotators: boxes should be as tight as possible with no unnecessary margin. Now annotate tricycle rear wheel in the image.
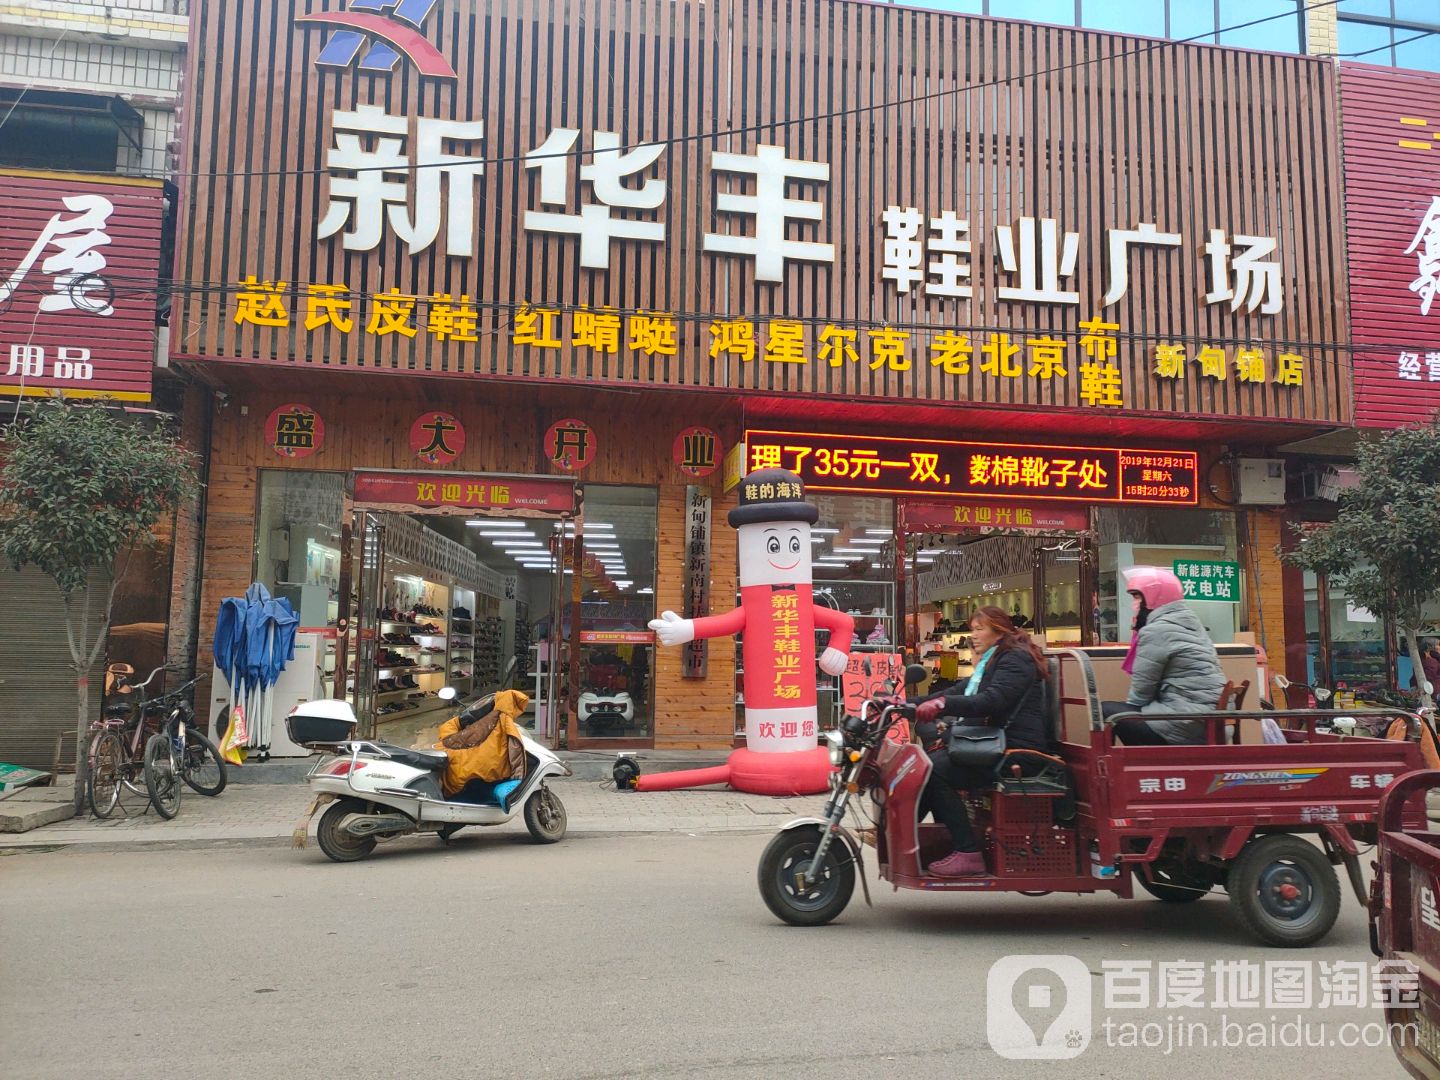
[1228,834,1340,947]
[757,825,855,927]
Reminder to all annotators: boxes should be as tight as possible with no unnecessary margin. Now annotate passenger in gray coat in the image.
[1103,565,1226,746]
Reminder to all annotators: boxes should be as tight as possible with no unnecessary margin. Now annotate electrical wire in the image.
[153,0,1348,182]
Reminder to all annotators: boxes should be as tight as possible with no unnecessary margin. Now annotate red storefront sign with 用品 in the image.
[352,471,577,513]
[0,172,164,402]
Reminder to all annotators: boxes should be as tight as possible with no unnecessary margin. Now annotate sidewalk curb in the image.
[0,821,784,852]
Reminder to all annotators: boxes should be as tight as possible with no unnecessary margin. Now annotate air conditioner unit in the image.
[1235,458,1286,506]
[1316,466,1359,502]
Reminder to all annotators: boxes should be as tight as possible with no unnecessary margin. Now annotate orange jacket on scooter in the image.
[433,689,529,796]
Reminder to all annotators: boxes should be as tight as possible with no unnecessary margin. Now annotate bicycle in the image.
[141,677,225,819]
[87,666,225,819]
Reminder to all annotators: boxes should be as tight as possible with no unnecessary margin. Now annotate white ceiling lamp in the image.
[865,528,894,535]
[468,520,529,528]
[812,527,838,535]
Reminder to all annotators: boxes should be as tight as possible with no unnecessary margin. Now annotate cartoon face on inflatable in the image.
[736,521,813,587]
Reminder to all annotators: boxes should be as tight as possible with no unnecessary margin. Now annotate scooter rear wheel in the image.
[316,797,377,862]
[757,825,855,927]
[524,787,567,843]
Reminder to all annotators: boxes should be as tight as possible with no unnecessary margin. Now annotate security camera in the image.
[215,391,231,408]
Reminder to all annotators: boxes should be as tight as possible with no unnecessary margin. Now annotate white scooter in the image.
[287,686,571,862]
[577,688,635,734]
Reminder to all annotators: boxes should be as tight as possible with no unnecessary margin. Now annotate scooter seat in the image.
[374,743,449,771]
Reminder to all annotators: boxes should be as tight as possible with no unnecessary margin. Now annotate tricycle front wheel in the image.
[757,825,855,927]
[1228,834,1340,947]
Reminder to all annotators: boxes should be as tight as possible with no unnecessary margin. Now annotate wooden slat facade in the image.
[175,0,1351,426]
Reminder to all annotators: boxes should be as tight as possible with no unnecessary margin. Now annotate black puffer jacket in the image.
[936,646,1050,753]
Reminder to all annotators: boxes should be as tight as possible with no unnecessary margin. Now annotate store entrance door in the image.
[336,471,578,743]
[899,499,1097,683]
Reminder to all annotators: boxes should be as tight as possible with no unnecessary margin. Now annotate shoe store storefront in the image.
[171,1,1354,750]
[196,382,742,751]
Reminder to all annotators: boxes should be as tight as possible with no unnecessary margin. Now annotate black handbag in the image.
[946,723,1007,768]
[945,682,1034,768]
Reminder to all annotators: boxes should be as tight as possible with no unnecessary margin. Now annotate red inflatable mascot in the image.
[616,468,854,796]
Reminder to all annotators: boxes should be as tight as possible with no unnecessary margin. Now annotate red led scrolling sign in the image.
[743,430,1198,506]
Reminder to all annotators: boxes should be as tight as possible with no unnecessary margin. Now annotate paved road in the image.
[0,832,1410,1079]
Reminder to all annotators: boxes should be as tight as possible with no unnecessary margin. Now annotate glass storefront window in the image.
[1095,507,1241,644]
[1323,576,1387,695]
[572,485,657,739]
[255,470,346,628]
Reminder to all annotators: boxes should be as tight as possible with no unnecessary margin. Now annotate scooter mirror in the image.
[1426,681,1435,697]
[1273,675,1291,690]
[1315,688,1332,703]
[904,664,928,686]
[438,686,458,701]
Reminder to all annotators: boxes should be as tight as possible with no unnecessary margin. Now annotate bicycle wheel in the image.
[180,730,227,796]
[87,731,124,819]
[143,732,181,819]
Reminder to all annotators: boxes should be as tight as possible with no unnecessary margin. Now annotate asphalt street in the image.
[0,831,1410,1080]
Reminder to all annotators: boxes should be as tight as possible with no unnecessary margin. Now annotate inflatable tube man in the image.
[621,469,855,795]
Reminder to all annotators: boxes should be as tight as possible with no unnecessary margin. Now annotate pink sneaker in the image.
[928,850,987,877]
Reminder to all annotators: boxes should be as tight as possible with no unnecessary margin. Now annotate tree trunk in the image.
[1404,624,1436,712]
[72,673,90,816]
[63,590,90,817]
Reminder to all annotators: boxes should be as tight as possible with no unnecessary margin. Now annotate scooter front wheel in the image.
[757,825,855,927]
[316,797,377,862]
[524,786,567,843]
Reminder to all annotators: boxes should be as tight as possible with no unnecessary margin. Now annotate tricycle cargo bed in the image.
[1105,739,1427,827]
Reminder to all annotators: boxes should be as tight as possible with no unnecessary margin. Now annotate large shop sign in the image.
[744,430,1198,506]
[0,172,163,402]
[177,0,1349,422]
[1342,64,1440,428]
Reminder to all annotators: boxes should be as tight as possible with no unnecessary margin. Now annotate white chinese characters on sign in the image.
[996,217,1080,304]
[876,211,1284,313]
[881,206,972,298]
[5,345,94,380]
[0,195,115,315]
[1103,222,1182,306]
[524,129,666,270]
[1397,351,1440,381]
[318,105,484,256]
[703,144,835,283]
[1205,230,1282,315]
[1405,195,1440,317]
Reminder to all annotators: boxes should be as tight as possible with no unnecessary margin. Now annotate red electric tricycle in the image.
[758,649,1429,948]
[1369,770,1440,1078]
